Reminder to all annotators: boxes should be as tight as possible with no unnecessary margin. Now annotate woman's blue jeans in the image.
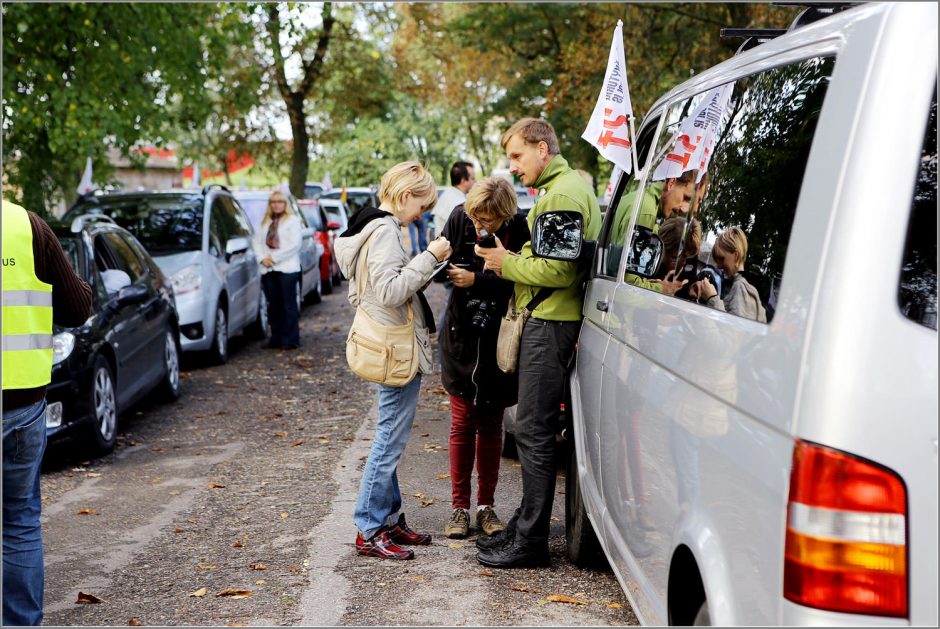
[354,374,422,539]
[3,399,47,627]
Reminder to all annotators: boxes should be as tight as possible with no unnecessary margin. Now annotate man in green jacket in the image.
[474,118,600,568]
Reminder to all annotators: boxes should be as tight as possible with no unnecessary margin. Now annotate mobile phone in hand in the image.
[478,230,497,248]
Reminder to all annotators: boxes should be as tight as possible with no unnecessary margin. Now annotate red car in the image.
[297,199,343,294]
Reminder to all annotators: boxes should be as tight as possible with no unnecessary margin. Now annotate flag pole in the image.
[618,20,641,177]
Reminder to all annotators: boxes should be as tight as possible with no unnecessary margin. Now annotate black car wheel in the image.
[565,445,607,568]
[248,291,270,341]
[88,355,118,455]
[157,328,181,402]
[210,305,229,364]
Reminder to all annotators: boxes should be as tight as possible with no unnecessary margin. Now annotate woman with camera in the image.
[439,176,530,539]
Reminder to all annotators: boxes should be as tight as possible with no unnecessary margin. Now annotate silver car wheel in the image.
[94,365,117,443]
[164,330,179,393]
[215,307,228,360]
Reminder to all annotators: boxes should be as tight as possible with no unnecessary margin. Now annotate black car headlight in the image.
[52,331,75,366]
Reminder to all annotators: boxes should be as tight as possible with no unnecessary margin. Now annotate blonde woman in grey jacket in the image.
[333,161,452,560]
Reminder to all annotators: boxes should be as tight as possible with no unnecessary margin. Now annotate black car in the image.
[45,215,181,454]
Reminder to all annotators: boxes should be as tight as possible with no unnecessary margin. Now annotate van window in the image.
[626,56,836,323]
[220,196,252,238]
[598,116,660,278]
[898,90,937,330]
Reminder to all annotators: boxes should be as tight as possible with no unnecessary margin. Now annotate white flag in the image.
[652,82,733,182]
[322,172,333,193]
[581,21,635,174]
[190,162,200,188]
[76,157,94,195]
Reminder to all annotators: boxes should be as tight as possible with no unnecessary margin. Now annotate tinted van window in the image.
[898,91,937,330]
[627,56,836,323]
[70,196,204,255]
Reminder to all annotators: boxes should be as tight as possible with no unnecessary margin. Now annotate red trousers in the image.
[448,394,504,510]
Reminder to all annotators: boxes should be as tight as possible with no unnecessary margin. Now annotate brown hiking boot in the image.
[445,508,470,539]
[475,506,506,536]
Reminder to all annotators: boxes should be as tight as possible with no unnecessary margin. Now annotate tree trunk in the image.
[287,94,310,199]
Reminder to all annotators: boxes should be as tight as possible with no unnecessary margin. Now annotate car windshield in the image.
[236,197,269,232]
[303,184,323,200]
[70,197,203,255]
[57,237,83,276]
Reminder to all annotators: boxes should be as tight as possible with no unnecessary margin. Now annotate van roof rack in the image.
[69,213,116,234]
[202,183,230,195]
[722,3,858,54]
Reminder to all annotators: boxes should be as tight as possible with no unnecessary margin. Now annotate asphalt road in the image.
[39,261,638,626]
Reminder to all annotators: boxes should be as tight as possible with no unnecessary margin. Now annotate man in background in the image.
[433,161,476,239]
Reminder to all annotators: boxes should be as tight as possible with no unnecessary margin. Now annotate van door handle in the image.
[596,299,609,312]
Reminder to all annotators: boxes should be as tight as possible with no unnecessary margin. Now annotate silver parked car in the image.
[233,190,322,306]
[532,3,936,626]
[65,186,267,363]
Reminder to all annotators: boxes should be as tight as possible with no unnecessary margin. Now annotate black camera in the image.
[466,298,499,332]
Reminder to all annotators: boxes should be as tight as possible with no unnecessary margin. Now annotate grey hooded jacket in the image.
[333,215,439,375]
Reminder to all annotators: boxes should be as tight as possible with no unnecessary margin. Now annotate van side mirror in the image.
[624,225,664,278]
[225,236,249,260]
[531,210,588,261]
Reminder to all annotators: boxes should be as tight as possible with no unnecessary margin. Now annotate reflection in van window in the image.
[898,91,937,330]
[629,56,836,322]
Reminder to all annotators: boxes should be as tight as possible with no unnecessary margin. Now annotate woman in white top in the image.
[252,191,303,349]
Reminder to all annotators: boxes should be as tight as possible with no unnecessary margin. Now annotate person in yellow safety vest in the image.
[2,199,92,626]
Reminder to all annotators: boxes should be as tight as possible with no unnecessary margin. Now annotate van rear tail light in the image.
[784,440,907,618]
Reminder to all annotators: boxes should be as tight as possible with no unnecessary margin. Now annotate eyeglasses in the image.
[467,213,500,228]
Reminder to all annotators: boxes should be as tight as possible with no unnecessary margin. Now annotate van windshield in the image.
[70,197,204,255]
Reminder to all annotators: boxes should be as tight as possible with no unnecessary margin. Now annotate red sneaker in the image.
[356,529,415,560]
[387,513,432,546]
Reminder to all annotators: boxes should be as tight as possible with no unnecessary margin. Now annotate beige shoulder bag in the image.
[345,232,420,386]
[495,288,554,374]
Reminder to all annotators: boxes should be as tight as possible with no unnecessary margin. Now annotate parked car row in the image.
[49,184,335,456]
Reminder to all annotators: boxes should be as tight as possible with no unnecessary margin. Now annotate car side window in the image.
[101,232,147,283]
[221,196,252,238]
[596,116,661,278]
[898,89,937,330]
[625,56,837,324]
[209,200,228,257]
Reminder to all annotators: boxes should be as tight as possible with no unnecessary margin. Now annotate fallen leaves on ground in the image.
[419,433,430,438]
[511,584,541,593]
[207,482,225,489]
[217,589,252,599]
[174,528,184,533]
[85,472,102,478]
[189,587,207,597]
[128,617,142,626]
[479,570,495,577]
[545,594,588,605]
[419,499,434,507]
[434,473,450,480]
[411,575,426,581]
[447,542,464,549]
[279,512,289,519]
[413,492,426,499]
[248,563,267,571]
[273,431,288,438]
[607,602,622,609]
[232,542,244,548]
[76,509,98,515]
[76,591,105,604]
[290,440,305,447]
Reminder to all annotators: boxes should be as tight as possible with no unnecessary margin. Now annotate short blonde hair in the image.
[379,161,437,212]
[500,117,560,155]
[714,226,748,271]
[464,177,516,224]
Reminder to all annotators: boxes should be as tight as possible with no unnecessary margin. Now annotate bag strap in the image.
[522,287,555,314]
[356,228,414,323]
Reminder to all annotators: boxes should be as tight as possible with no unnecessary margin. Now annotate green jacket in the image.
[502,155,601,321]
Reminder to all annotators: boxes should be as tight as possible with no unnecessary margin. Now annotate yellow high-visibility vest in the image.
[2,200,54,390]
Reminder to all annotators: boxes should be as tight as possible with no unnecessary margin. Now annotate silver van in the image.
[535,3,937,625]
[66,186,266,363]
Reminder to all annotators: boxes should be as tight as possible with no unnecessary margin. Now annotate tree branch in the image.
[299,2,335,97]
[265,4,293,101]
[635,3,728,29]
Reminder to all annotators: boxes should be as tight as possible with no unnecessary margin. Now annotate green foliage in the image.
[2,3,224,215]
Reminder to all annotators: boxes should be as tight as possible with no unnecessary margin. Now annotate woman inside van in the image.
[333,161,452,560]
[690,226,767,323]
[252,190,303,349]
